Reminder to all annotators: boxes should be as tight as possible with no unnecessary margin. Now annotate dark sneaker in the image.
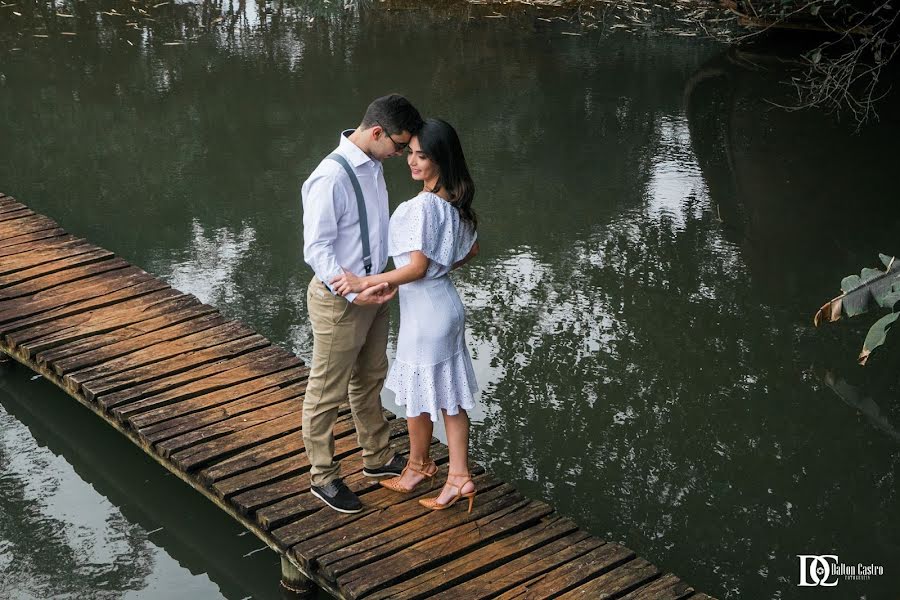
[362,454,406,478]
[310,478,363,513]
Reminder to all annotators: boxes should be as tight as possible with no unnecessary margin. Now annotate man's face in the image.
[372,126,412,160]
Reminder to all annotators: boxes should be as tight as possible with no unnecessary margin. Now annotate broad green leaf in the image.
[817,254,900,324]
[877,290,900,310]
[841,274,861,293]
[859,312,900,365]
[860,268,883,283]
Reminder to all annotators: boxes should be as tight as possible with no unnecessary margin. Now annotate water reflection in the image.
[0,371,255,598]
[0,2,899,599]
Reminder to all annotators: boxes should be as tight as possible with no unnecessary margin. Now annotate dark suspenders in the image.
[326,153,372,275]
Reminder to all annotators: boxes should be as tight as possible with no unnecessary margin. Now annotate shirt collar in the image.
[339,129,376,168]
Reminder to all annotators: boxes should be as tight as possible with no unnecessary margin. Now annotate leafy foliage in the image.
[815,253,900,364]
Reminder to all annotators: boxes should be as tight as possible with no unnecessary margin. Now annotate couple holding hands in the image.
[301,94,480,514]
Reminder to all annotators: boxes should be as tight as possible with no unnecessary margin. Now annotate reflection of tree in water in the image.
[464,179,900,598]
[684,47,900,310]
[0,418,154,598]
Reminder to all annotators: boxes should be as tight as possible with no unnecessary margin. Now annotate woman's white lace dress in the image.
[384,192,478,422]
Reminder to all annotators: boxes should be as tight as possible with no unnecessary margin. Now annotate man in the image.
[301,94,423,513]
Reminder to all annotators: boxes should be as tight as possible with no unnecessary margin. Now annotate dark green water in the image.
[1,1,899,598]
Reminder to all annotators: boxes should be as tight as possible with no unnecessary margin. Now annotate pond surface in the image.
[1,1,899,598]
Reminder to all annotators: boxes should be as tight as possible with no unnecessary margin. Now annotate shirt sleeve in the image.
[302,172,357,303]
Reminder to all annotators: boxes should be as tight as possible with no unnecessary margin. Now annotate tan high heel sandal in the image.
[418,472,477,513]
[379,458,438,494]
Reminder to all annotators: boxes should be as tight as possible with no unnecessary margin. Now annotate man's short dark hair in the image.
[361,94,423,136]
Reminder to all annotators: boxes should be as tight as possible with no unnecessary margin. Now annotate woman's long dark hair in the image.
[417,118,477,229]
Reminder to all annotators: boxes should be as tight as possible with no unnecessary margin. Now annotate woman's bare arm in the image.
[331,251,429,296]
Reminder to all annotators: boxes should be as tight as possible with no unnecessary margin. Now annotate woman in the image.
[331,118,479,512]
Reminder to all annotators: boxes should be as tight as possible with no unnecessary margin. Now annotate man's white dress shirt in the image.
[302,130,390,304]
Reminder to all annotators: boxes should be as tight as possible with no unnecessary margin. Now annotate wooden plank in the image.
[152,397,301,458]
[617,574,695,600]
[337,500,554,600]
[0,215,59,241]
[6,288,191,355]
[555,558,660,599]
[0,199,25,213]
[79,333,271,401]
[112,354,304,426]
[95,343,276,411]
[68,321,259,389]
[1,279,173,341]
[0,266,150,324]
[366,516,579,600]
[274,460,467,552]
[140,381,309,444]
[197,405,350,485]
[169,410,302,472]
[428,532,603,600]
[316,478,518,580]
[292,468,501,563]
[0,256,131,300]
[216,415,405,502]
[236,433,419,519]
[0,248,116,290]
[0,228,69,251]
[38,304,219,371]
[0,227,83,260]
[0,208,35,222]
[492,543,637,600]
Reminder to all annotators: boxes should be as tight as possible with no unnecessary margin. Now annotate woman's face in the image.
[407,137,439,184]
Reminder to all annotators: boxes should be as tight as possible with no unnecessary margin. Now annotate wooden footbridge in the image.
[0,193,715,600]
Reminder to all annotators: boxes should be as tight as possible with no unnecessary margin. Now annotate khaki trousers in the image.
[303,276,394,487]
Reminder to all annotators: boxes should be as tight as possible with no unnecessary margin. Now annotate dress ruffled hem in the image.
[385,349,479,423]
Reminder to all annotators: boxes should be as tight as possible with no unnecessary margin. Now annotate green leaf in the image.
[841,274,861,293]
[878,290,900,310]
[881,253,896,269]
[859,312,899,365]
[860,267,883,283]
[816,254,900,325]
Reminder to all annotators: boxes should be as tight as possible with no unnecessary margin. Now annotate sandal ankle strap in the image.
[407,458,437,476]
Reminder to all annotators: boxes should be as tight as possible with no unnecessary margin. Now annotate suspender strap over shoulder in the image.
[326,152,372,275]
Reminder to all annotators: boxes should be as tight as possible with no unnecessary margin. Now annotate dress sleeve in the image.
[454,220,478,265]
[389,195,462,267]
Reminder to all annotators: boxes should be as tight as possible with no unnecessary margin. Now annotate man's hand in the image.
[331,268,368,297]
[352,282,398,305]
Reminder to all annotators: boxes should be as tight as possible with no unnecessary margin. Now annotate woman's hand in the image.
[331,269,369,296]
